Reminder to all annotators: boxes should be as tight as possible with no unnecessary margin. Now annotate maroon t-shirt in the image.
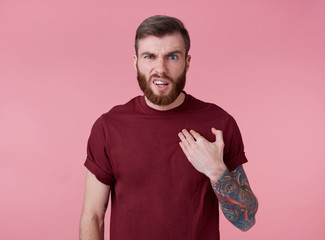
[84,92,248,240]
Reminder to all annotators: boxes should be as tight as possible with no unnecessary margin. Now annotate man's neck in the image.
[144,92,185,111]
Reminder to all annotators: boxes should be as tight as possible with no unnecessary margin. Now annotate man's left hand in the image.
[178,128,227,182]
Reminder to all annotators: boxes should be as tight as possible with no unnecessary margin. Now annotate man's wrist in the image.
[207,163,228,183]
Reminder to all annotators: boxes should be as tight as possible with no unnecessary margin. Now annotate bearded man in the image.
[80,15,258,240]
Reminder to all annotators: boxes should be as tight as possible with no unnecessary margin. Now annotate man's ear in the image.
[133,55,137,71]
[185,55,191,72]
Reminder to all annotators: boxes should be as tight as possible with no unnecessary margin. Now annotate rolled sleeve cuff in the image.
[84,158,115,186]
[225,152,248,172]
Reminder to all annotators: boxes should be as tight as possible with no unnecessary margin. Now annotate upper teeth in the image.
[154,81,167,85]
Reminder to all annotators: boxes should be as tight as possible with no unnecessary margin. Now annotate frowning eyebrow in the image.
[140,50,184,57]
[166,50,183,56]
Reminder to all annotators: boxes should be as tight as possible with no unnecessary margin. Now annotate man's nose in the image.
[154,57,167,75]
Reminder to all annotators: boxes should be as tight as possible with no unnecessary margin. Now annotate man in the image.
[80,15,258,240]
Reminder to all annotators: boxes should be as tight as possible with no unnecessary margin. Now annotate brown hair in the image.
[135,15,190,57]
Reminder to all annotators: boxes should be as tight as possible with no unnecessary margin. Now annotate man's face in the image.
[134,32,191,106]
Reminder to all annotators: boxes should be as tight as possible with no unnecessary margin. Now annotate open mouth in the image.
[153,80,169,88]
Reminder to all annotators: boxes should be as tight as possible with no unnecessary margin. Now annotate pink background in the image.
[1,0,324,239]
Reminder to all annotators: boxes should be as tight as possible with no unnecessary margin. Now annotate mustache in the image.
[149,73,174,83]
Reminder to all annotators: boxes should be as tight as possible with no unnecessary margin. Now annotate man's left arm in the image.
[211,165,258,231]
[178,128,258,231]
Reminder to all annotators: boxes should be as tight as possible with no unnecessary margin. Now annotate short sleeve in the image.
[84,116,115,186]
[223,114,248,172]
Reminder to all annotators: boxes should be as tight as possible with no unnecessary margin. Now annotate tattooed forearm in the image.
[211,165,258,231]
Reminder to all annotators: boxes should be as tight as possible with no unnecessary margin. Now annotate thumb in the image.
[211,127,223,143]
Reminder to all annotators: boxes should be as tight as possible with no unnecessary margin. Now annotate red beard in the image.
[136,66,186,106]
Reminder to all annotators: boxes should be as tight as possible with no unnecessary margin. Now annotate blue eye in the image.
[168,55,178,60]
[144,55,154,59]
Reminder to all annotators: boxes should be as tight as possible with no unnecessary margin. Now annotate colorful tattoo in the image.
[211,165,258,231]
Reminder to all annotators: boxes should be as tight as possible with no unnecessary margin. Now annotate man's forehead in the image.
[137,33,186,54]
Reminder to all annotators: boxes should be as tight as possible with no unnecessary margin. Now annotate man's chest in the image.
[105,115,224,198]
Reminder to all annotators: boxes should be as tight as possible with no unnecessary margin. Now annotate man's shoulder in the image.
[109,96,141,113]
[188,94,230,117]
[97,96,141,121]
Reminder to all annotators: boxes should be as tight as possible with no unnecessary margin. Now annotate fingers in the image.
[179,129,197,145]
[211,127,224,146]
[178,141,188,155]
[178,129,199,159]
[189,129,202,141]
[178,131,190,148]
[178,132,189,156]
[179,128,223,145]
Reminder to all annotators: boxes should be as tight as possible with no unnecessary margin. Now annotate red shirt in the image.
[85,93,248,240]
